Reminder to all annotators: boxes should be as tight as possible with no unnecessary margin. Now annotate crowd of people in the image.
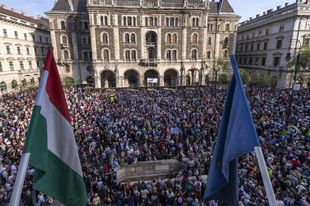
[0,86,310,206]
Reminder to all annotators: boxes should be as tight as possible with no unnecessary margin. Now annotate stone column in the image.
[182,28,187,60]
[202,14,208,58]
[141,28,146,59]
[215,33,220,58]
[157,28,161,60]
[139,75,144,87]
[50,30,58,59]
[113,28,120,60]
[159,76,164,86]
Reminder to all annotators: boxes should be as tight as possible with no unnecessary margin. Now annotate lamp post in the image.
[284,38,302,126]
[200,60,205,86]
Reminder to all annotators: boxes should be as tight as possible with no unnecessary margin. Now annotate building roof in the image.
[219,0,234,13]
[52,0,87,12]
[0,7,49,28]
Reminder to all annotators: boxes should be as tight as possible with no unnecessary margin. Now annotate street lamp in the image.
[200,60,205,86]
[284,38,302,126]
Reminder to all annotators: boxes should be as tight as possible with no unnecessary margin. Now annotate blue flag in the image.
[204,55,260,205]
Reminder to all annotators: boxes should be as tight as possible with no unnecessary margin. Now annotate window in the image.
[64,51,69,60]
[249,57,253,65]
[192,34,197,43]
[242,35,244,40]
[245,45,248,51]
[32,35,35,41]
[207,37,211,45]
[9,61,14,71]
[266,28,269,35]
[17,47,21,55]
[131,34,135,43]
[196,18,199,27]
[104,50,109,60]
[24,33,27,40]
[166,18,169,26]
[148,50,154,59]
[62,36,68,46]
[39,36,42,42]
[36,61,40,68]
[175,18,178,27]
[251,44,254,51]
[83,51,88,60]
[3,29,7,37]
[0,62,2,72]
[240,45,243,52]
[243,57,247,64]
[223,50,228,58]
[61,21,65,29]
[145,17,148,26]
[28,61,32,69]
[261,57,266,66]
[225,24,230,31]
[276,40,282,49]
[279,25,284,32]
[170,18,174,27]
[305,38,310,45]
[247,34,249,39]
[20,61,24,70]
[274,57,280,66]
[257,43,260,50]
[133,17,136,26]
[207,51,211,59]
[252,32,255,38]
[103,33,108,43]
[46,37,48,43]
[101,16,104,25]
[125,50,130,60]
[128,17,132,26]
[6,46,11,54]
[84,22,88,30]
[172,34,177,43]
[172,50,177,60]
[263,42,268,50]
[167,34,171,43]
[150,18,153,26]
[89,51,92,60]
[105,16,108,25]
[82,36,87,45]
[259,30,262,37]
[166,50,171,60]
[255,57,259,64]
[131,50,136,60]
[223,37,228,48]
[125,34,130,43]
[192,49,197,60]
[14,31,18,39]
[35,48,38,55]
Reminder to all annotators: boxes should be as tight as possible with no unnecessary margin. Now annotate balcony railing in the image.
[146,42,156,46]
[140,59,157,67]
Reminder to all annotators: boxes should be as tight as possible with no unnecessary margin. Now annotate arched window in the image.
[223,37,229,48]
[172,50,177,60]
[192,18,195,27]
[196,18,199,27]
[145,17,148,26]
[103,50,109,60]
[103,33,108,43]
[131,34,135,43]
[62,36,68,46]
[155,17,158,26]
[166,18,169,26]
[192,49,197,59]
[82,36,87,45]
[105,16,108,25]
[207,37,211,45]
[172,34,177,43]
[207,51,211,59]
[150,17,153,26]
[128,17,132,26]
[83,51,88,60]
[192,33,197,43]
[123,17,126,26]
[100,16,104,25]
[131,50,136,60]
[210,24,213,31]
[167,34,171,43]
[125,33,130,42]
[175,18,178,26]
[223,50,228,58]
[64,50,69,60]
[225,24,230,31]
[148,50,154,59]
[88,36,91,45]
[133,17,136,26]
[61,21,65,29]
[125,50,130,60]
[170,18,174,27]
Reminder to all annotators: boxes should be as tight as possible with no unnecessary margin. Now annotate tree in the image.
[286,45,310,69]
[61,75,78,89]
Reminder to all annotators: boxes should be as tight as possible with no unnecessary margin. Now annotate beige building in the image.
[46,0,240,88]
[0,5,50,92]
[236,0,310,88]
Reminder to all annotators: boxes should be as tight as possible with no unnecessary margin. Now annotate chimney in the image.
[37,15,40,19]
[277,6,281,10]
[250,17,252,20]
[285,2,289,6]
[29,16,34,19]
[1,5,6,9]
[267,9,273,14]
[263,11,266,15]
[22,12,27,16]
[256,14,260,18]
[11,8,16,12]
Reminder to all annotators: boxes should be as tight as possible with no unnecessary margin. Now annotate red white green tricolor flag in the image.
[23,46,87,206]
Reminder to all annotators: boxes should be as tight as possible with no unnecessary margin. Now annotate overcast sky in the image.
[0,0,299,22]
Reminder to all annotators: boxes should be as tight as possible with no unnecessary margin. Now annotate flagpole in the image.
[10,153,30,206]
[254,146,277,205]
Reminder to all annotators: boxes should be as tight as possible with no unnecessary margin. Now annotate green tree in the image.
[61,76,79,89]
[286,45,310,69]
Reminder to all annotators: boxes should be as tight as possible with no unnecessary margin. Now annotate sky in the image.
[0,0,299,22]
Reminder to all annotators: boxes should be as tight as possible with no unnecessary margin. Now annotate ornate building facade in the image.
[46,0,240,88]
[0,5,50,92]
[236,0,310,88]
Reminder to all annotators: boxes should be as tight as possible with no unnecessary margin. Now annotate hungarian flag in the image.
[23,47,87,206]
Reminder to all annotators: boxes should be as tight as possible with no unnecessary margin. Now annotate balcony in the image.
[140,59,158,67]
[146,42,156,47]
[18,68,40,74]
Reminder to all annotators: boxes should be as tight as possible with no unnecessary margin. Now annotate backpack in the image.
[196,182,201,191]
[117,199,123,206]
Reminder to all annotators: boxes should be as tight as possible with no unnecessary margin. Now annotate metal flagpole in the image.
[254,146,277,205]
[9,153,30,206]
